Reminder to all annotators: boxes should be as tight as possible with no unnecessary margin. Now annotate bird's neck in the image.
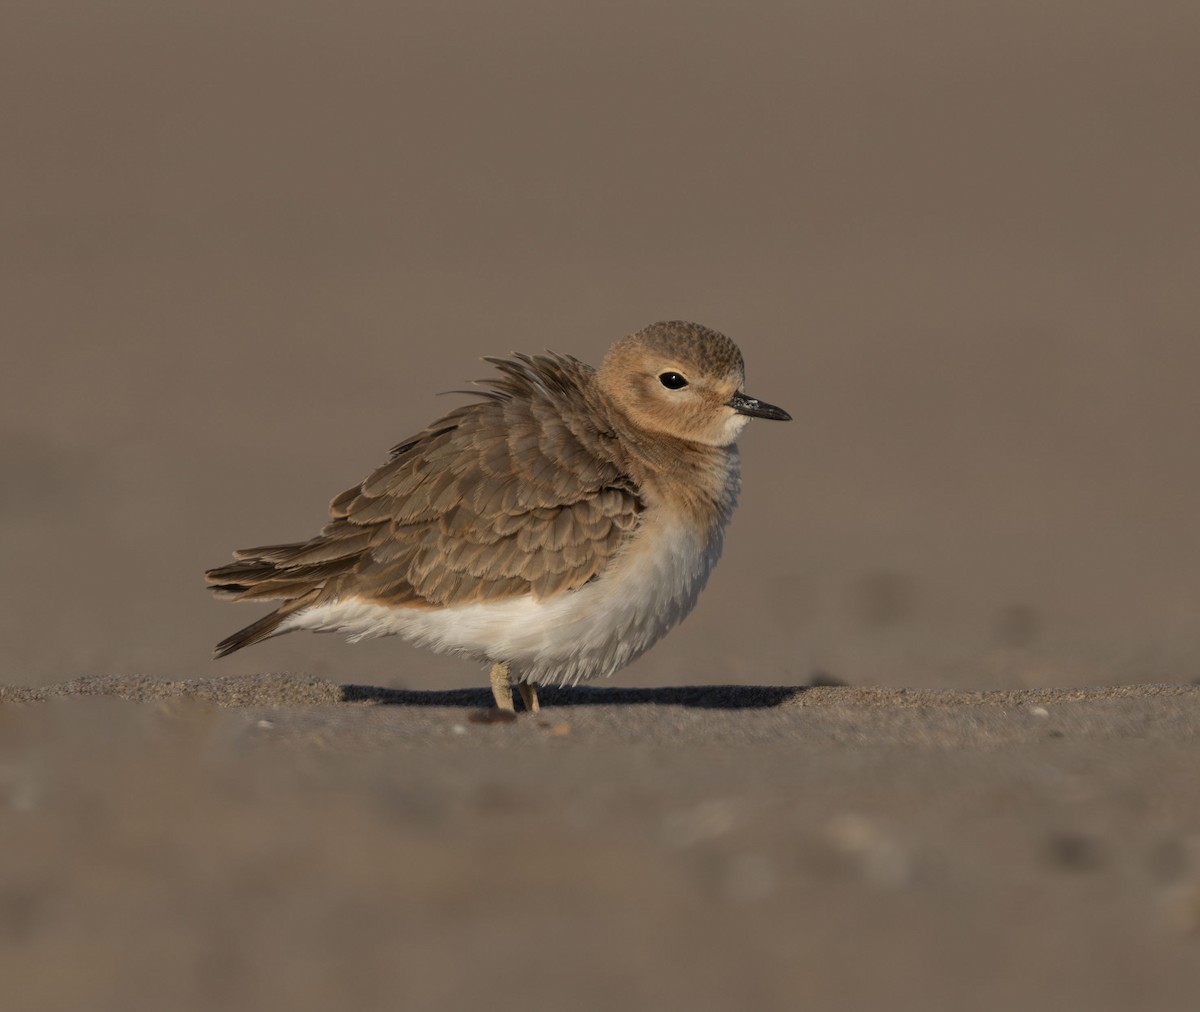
[619,427,741,532]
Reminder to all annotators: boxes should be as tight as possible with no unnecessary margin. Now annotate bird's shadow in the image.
[340,683,811,710]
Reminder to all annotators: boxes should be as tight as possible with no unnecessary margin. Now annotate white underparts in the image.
[280,508,729,686]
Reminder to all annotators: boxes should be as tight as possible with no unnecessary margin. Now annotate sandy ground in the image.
[3,675,1200,1011]
[3,2,1200,1008]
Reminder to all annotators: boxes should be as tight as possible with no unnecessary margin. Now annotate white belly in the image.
[281,512,726,685]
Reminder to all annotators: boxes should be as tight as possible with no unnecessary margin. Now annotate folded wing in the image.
[206,353,644,655]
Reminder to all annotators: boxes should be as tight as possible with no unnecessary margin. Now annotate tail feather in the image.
[211,580,324,603]
[207,557,356,589]
[207,533,363,658]
[208,521,376,657]
[234,531,373,566]
[212,589,320,658]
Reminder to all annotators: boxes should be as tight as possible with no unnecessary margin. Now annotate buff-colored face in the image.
[597,321,790,447]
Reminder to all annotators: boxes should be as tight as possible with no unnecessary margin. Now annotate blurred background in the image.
[5,7,1200,1012]
[2,0,1198,692]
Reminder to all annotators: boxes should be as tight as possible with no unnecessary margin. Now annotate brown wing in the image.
[206,353,644,651]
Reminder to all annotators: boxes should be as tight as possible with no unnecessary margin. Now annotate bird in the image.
[206,321,791,711]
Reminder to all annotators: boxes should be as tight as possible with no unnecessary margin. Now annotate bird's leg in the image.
[516,681,540,713]
[489,661,515,711]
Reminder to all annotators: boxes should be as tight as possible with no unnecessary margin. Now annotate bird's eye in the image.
[658,372,688,390]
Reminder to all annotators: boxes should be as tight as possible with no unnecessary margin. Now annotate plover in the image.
[206,321,790,711]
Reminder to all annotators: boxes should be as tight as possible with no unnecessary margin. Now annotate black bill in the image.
[727,391,792,421]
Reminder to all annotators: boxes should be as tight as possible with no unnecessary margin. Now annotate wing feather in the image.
[207,352,645,617]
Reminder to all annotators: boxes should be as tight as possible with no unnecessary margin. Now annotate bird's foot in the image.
[516,681,540,713]
[489,662,515,711]
[488,662,539,713]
